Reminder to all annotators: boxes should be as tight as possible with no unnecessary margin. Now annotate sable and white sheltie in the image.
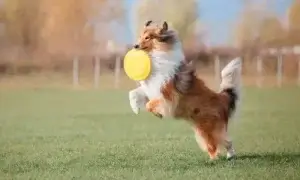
[134,20,242,160]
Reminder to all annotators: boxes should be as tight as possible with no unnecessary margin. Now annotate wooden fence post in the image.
[214,55,220,87]
[73,56,79,87]
[256,56,263,88]
[94,56,100,89]
[114,56,121,89]
[276,54,283,87]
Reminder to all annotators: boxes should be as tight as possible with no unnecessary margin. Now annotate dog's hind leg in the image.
[194,127,207,152]
[194,126,219,160]
[205,134,218,160]
[222,131,236,160]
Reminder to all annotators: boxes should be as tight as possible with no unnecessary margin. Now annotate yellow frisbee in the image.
[124,49,151,81]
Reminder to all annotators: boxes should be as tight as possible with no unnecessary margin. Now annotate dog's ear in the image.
[161,21,168,33]
[144,20,152,27]
[158,21,168,35]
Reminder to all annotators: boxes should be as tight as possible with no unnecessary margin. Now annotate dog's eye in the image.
[145,36,150,40]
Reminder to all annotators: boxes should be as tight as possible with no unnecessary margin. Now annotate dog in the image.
[128,20,185,117]
[133,20,242,160]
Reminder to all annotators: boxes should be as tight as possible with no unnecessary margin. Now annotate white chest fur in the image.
[128,42,185,115]
[139,43,185,100]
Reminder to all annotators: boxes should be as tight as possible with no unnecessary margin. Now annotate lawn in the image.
[1,87,300,180]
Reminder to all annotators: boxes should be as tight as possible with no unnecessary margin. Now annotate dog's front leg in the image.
[129,87,148,114]
[146,98,163,118]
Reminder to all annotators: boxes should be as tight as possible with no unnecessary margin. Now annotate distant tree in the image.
[288,0,300,31]
[40,0,125,55]
[258,16,285,47]
[3,0,42,50]
[135,0,199,44]
[232,2,266,48]
[40,0,90,55]
[287,0,300,45]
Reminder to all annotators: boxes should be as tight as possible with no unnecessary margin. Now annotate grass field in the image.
[1,87,300,180]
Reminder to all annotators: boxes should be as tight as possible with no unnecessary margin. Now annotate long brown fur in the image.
[161,65,233,159]
[135,21,237,160]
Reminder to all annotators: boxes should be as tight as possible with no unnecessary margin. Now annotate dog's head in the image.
[134,20,177,52]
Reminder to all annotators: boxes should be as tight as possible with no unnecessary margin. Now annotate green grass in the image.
[1,87,300,180]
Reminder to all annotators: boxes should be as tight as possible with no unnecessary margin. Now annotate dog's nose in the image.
[134,44,139,49]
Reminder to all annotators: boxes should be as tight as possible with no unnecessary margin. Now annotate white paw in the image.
[226,149,236,160]
[129,89,145,114]
[129,95,140,114]
[130,103,140,114]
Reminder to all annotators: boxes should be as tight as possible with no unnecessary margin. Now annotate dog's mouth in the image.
[140,47,149,50]
[135,46,148,51]
[133,45,142,49]
[134,44,151,51]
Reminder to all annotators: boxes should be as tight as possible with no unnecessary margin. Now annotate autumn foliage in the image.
[0,0,126,73]
[0,0,299,76]
[135,0,201,46]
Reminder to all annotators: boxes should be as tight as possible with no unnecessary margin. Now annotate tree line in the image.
[0,0,299,74]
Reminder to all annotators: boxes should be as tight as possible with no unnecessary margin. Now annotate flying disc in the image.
[124,49,151,81]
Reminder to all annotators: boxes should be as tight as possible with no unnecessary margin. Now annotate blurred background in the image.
[1,1,300,179]
[0,0,299,89]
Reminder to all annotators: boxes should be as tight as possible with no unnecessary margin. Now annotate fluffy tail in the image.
[220,57,242,118]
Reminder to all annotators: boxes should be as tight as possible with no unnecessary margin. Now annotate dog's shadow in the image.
[150,152,300,170]
[88,151,300,171]
[237,152,300,161]
[207,152,300,167]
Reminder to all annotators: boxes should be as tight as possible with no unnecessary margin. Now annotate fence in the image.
[70,47,300,89]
